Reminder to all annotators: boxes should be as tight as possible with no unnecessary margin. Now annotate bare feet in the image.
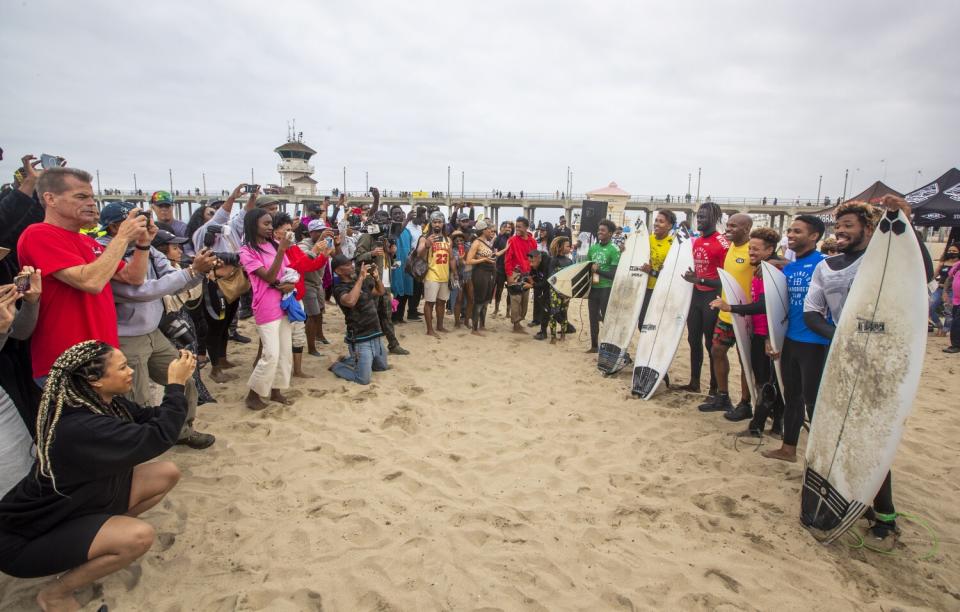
[219,359,238,370]
[471,330,484,336]
[426,331,441,339]
[37,587,80,612]
[292,371,312,379]
[210,368,236,384]
[437,326,450,333]
[761,445,797,463]
[245,391,269,411]
[270,390,293,405]
[512,323,526,334]
[549,337,556,344]
[454,321,462,329]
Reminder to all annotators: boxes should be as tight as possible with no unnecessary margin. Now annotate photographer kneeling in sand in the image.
[0,341,195,611]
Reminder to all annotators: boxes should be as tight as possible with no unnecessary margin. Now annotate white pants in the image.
[248,317,292,397]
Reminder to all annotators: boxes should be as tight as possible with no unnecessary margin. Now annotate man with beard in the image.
[760,215,829,462]
[700,213,754,415]
[799,196,930,542]
[355,209,409,355]
[680,202,729,393]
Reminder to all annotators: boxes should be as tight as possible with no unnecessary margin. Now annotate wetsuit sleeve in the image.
[598,266,618,281]
[698,277,721,289]
[804,311,835,340]
[729,293,765,315]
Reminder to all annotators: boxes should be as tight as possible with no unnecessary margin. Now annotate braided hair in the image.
[36,341,132,491]
[698,201,723,231]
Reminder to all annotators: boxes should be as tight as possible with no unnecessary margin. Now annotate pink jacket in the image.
[949,261,960,306]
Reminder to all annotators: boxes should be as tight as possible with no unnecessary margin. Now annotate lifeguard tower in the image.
[275,123,318,196]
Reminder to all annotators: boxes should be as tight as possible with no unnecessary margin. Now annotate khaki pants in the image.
[120,329,198,439]
[509,289,529,324]
[248,317,292,397]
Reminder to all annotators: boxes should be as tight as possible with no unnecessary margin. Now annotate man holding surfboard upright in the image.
[680,203,728,394]
[761,215,828,463]
[800,196,928,542]
[701,213,754,416]
[585,220,621,353]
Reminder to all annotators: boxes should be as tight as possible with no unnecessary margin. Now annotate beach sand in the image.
[0,297,958,611]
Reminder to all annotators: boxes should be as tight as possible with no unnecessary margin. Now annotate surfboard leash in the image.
[842,511,939,560]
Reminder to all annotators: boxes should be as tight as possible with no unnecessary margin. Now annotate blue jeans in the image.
[330,337,388,385]
[930,287,954,331]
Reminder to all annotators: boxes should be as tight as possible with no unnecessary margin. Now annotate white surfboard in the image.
[597,227,650,373]
[760,261,789,394]
[717,268,758,406]
[801,209,927,544]
[632,233,694,398]
[548,260,591,298]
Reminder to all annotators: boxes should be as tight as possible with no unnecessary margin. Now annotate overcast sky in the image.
[2,0,958,201]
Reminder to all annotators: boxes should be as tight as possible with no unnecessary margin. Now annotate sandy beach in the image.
[0,295,957,611]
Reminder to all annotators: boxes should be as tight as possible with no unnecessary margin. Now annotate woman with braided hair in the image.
[0,340,194,611]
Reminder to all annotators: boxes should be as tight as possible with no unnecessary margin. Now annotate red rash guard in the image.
[692,231,730,291]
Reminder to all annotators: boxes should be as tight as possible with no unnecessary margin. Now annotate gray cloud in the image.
[1,0,957,201]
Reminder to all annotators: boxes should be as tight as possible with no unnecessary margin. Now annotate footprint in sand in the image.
[401,385,424,398]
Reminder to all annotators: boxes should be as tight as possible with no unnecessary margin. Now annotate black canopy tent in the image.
[814,180,903,226]
[907,167,960,227]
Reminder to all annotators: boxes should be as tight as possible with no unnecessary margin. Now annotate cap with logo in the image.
[150,191,175,206]
[307,219,327,233]
[99,201,137,227]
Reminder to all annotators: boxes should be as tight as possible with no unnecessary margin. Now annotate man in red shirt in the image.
[504,217,538,333]
[17,168,150,379]
[681,202,729,395]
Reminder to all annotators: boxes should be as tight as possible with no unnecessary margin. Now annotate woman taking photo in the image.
[239,208,297,410]
[464,220,501,335]
[0,341,194,611]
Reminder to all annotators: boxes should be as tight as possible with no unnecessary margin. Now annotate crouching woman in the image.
[0,340,195,611]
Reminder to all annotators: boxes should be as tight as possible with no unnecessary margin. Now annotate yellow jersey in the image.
[425,237,451,283]
[647,233,674,289]
[718,241,753,324]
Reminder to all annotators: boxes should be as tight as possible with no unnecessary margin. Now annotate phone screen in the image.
[325,237,334,249]
[40,154,60,170]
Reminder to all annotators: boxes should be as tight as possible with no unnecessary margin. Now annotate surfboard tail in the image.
[631,366,660,398]
[597,343,624,374]
[800,467,867,544]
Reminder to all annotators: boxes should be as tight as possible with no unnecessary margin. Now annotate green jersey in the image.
[588,241,621,288]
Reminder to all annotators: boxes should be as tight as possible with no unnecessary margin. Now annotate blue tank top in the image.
[784,249,830,345]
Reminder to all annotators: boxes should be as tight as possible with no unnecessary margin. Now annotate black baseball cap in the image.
[331,254,353,270]
[152,229,189,248]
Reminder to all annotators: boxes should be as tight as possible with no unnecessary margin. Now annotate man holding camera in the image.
[416,211,458,338]
[17,168,151,381]
[504,216,538,333]
[97,202,219,449]
[355,209,409,355]
[330,254,389,385]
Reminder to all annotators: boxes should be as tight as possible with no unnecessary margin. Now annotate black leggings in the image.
[494,269,508,307]
[781,338,828,446]
[687,288,720,392]
[204,298,239,363]
[472,266,495,331]
[637,287,654,330]
[951,304,960,347]
[588,286,612,348]
[748,334,783,431]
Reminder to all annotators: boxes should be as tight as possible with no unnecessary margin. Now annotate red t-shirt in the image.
[692,232,729,291]
[504,233,538,275]
[17,223,125,377]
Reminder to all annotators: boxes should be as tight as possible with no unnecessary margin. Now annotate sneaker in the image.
[724,401,753,422]
[229,332,251,344]
[176,431,216,449]
[388,345,410,356]
[943,346,960,353]
[408,313,423,321]
[533,331,547,340]
[699,393,732,412]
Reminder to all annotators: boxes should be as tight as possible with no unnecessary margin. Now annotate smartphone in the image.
[40,154,61,170]
[136,210,152,225]
[244,184,260,194]
[14,272,30,293]
[286,231,295,242]
[325,237,334,249]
